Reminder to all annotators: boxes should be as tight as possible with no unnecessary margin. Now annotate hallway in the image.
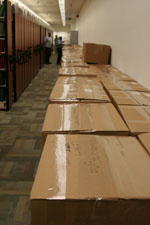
[0,55,59,225]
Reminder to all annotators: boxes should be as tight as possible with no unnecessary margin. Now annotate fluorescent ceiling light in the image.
[11,0,51,28]
[58,0,66,26]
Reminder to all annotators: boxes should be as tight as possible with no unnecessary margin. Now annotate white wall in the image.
[78,0,150,89]
[53,32,70,42]
[71,19,76,31]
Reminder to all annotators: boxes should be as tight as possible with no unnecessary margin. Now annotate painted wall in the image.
[78,0,150,89]
[53,31,70,43]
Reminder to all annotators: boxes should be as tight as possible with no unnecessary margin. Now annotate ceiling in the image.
[20,0,86,31]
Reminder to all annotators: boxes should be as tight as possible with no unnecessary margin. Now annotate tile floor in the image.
[0,55,59,225]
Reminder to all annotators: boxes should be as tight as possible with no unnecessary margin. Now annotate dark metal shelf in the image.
[0,52,5,55]
[0,36,5,39]
[0,68,6,71]
[0,17,5,22]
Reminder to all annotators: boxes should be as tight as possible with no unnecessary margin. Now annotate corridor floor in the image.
[0,55,59,225]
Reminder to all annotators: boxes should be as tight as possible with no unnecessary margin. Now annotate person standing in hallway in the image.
[54,35,58,53]
[44,32,52,64]
[56,36,62,65]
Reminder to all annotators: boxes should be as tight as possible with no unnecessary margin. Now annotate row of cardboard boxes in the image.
[30,44,150,225]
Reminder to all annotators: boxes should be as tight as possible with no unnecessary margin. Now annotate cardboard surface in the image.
[61,62,89,68]
[83,43,111,64]
[96,65,135,81]
[110,72,135,81]
[42,103,129,145]
[59,67,97,77]
[101,79,122,91]
[127,91,150,106]
[118,105,150,135]
[138,133,150,154]
[108,90,139,106]
[31,134,150,225]
[55,76,99,85]
[116,81,150,92]
[96,64,112,74]
[49,83,110,103]
[62,57,83,63]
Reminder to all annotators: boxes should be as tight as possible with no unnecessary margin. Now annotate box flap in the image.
[61,62,89,68]
[118,106,150,134]
[127,91,150,106]
[31,134,150,200]
[116,81,150,92]
[42,103,129,134]
[108,90,139,105]
[101,79,122,91]
[59,67,97,77]
[55,76,98,85]
[138,133,150,154]
[49,83,110,103]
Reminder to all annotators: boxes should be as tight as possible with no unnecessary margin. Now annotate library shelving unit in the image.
[0,0,48,109]
[0,0,13,110]
[12,6,47,101]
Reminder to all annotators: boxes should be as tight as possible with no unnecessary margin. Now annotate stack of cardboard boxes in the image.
[94,64,150,136]
[30,44,150,225]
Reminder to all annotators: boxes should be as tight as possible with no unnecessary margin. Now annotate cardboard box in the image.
[127,91,150,106]
[118,105,150,135]
[96,65,135,81]
[59,67,97,77]
[49,83,110,103]
[116,81,150,92]
[62,57,82,63]
[83,43,111,64]
[88,64,107,79]
[138,133,150,154]
[107,68,135,81]
[31,134,150,225]
[96,64,113,75]
[108,90,139,106]
[55,76,99,86]
[111,73,135,82]
[61,62,89,68]
[42,103,129,145]
[101,79,122,91]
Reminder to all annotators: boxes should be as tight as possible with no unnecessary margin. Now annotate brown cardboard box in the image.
[116,81,150,92]
[96,65,135,81]
[88,64,107,79]
[31,134,150,225]
[42,103,129,145]
[106,68,135,81]
[138,133,150,154]
[83,43,111,64]
[101,79,122,91]
[59,67,97,77]
[111,73,135,82]
[118,105,150,135]
[108,90,139,106]
[127,91,150,106]
[96,64,113,74]
[61,62,89,68]
[49,83,110,103]
[62,57,83,63]
[55,76,99,85]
